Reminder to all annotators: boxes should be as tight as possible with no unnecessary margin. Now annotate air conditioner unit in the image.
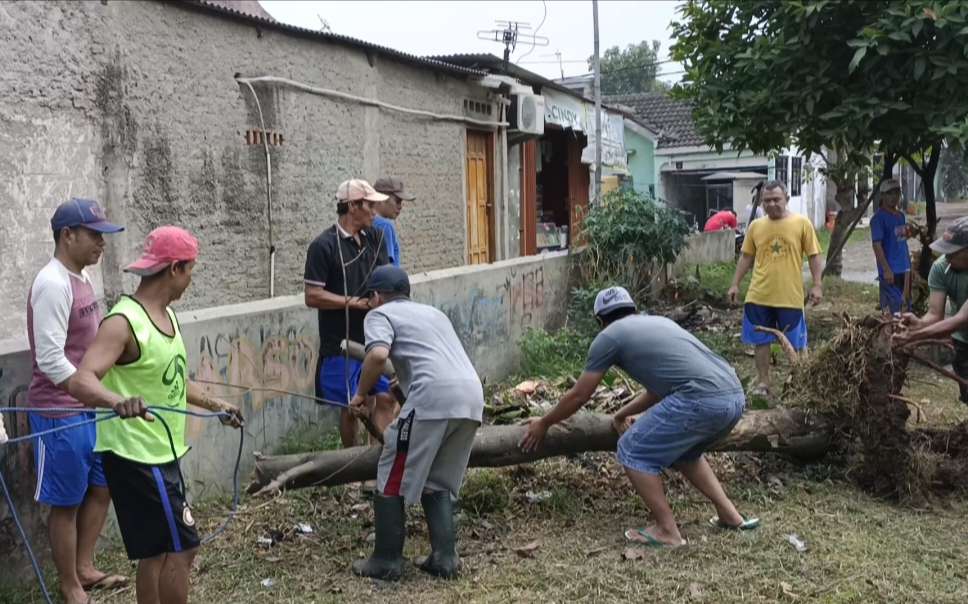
[508,94,545,136]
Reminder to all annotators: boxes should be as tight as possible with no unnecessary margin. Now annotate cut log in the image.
[249,408,831,494]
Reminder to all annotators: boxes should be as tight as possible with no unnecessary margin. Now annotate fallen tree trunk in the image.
[249,408,831,494]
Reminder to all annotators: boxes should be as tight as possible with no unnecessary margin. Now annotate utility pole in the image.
[592,0,603,205]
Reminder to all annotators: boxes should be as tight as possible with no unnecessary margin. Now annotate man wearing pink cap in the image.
[304,179,395,450]
[69,226,243,604]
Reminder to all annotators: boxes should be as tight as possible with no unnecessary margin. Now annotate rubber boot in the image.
[352,494,405,581]
[418,490,460,579]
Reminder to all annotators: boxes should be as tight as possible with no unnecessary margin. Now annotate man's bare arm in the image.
[304,284,370,311]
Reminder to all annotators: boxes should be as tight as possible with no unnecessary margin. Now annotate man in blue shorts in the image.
[520,287,758,547]
[27,199,127,603]
[727,180,823,398]
[870,178,912,313]
[304,179,395,447]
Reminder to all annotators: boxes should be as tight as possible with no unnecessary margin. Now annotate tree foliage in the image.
[671,0,968,275]
[589,40,664,95]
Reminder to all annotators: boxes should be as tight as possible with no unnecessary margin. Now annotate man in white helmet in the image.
[520,286,758,547]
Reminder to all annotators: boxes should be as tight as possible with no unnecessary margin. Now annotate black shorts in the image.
[102,452,200,560]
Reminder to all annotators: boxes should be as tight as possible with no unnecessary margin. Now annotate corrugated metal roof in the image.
[604,93,706,149]
[179,1,486,77]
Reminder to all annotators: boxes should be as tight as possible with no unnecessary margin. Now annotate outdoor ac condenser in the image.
[508,93,545,136]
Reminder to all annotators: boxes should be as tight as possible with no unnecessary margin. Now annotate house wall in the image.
[654,148,768,204]
[0,249,570,583]
[625,129,656,197]
[0,1,498,345]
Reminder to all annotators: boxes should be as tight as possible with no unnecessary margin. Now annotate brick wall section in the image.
[0,1,493,342]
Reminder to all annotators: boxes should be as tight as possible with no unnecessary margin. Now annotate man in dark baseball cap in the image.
[372,178,415,267]
[350,264,483,581]
[898,216,968,405]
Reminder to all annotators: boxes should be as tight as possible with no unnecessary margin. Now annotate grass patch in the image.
[460,469,512,517]
[10,452,965,603]
[274,422,341,455]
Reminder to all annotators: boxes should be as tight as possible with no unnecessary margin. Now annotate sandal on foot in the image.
[708,514,760,530]
[623,528,686,548]
[81,574,128,591]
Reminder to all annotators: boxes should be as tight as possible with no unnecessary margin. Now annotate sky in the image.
[261,1,683,83]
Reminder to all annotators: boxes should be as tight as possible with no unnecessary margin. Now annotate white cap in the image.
[593,286,636,316]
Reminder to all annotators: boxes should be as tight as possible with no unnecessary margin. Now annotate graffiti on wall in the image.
[434,264,549,358]
[189,326,318,438]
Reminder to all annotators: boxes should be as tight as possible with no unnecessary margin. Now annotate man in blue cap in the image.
[349,265,483,581]
[26,198,127,603]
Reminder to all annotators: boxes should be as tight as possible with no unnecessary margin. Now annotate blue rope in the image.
[0,405,244,602]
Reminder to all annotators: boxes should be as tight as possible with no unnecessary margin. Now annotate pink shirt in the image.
[27,259,102,417]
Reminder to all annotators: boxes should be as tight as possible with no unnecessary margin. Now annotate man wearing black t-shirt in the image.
[304,179,393,447]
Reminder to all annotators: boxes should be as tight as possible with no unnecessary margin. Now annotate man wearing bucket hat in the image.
[304,179,395,449]
[897,216,968,404]
[520,286,758,547]
[349,265,483,581]
[372,177,416,267]
[870,178,912,313]
[68,225,243,604]
[26,198,127,603]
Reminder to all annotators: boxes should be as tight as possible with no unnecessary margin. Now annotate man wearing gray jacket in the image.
[349,265,483,581]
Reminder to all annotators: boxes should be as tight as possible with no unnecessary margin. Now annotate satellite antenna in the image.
[477,20,549,68]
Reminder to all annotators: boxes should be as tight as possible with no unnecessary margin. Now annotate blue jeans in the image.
[617,392,745,475]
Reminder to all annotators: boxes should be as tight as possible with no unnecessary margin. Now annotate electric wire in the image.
[0,405,243,603]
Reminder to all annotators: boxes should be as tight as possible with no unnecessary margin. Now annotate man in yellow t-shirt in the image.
[727,180,823,397]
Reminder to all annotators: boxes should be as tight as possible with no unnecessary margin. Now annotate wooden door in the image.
[567,136,590,247]
[520,139,538,256]
[466,130,493,264]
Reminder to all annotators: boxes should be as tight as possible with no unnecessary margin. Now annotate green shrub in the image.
[577,189,692,301]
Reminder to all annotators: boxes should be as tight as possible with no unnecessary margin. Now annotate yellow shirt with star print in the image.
[741,214,821,309]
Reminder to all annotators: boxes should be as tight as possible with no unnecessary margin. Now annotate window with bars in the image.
[791,157,802,196]
[775,155,789,189]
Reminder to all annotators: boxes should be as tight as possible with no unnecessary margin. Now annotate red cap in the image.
[124,226,199,276]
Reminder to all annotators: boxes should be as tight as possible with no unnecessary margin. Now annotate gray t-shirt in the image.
[364,299,484,422]
[585,314,742,399]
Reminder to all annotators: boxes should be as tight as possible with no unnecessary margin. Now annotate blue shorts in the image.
[30,412,107,507]
[316,354,392,407]
[617,392,745,475]
[879,274,910,314]
[741,303,808,350]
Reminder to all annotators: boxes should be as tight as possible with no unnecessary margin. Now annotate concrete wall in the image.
[0,1,500,345]
[0,250,570,581]
[670,230,735,275]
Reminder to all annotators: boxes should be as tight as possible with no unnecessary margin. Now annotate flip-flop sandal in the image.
[708,514,761,530]
[82,574,128,591]
[623,528,686,548]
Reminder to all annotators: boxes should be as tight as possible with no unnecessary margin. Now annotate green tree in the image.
[589,40,664,95]
[671,0,968,277]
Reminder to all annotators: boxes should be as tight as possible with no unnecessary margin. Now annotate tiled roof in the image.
[180,1,486,77]
[604,93,705,149]
[200,0,274,21]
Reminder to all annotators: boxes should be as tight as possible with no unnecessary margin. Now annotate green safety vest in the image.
[95,295,189,464]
